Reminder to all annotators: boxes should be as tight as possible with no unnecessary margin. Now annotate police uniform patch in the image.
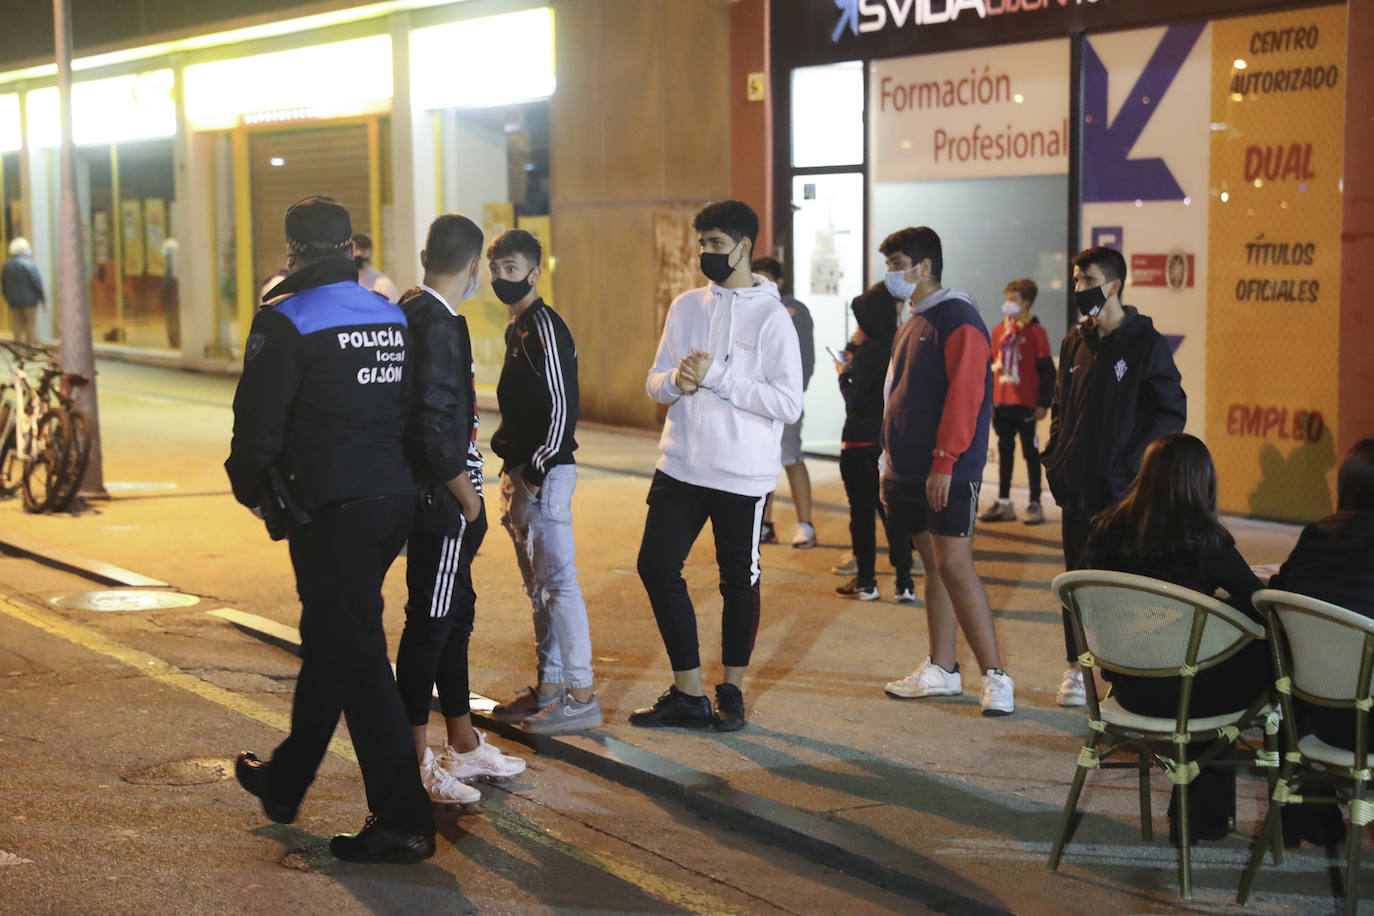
[245,332,267,361]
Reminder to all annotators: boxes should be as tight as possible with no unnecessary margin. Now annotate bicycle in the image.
[0,342,88,513]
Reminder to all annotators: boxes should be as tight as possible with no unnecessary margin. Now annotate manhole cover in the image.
[123,757,234,786]
[50,590,201,612]
[105,481,179,492]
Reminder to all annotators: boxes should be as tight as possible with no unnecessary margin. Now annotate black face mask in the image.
[1074,282,1110,318]
[700,240,742,285]
[492,269,536,306]
[354,254,367,270]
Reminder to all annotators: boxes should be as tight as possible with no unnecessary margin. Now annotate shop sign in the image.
[1205,5,1346,520]
[871,39,1069,181]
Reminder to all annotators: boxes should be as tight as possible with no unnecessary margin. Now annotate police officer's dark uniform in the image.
[225,196,435,863]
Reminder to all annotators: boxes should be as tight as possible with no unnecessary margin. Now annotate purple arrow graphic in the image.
[1164,334,1185,355]
[1082,24,1205,203]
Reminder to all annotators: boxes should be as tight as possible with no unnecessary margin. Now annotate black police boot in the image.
[713,683,747,732]
[235,751,298,825]
[628,686,713,728]
[330,816,436,864]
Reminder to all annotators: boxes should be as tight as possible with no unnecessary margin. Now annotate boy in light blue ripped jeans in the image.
[486,229,601,733]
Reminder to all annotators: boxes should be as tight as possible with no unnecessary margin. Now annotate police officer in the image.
[225,196,435,864]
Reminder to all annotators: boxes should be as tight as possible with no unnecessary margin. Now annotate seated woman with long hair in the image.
[1267,438,1374,847]
[1081,433,1269,842]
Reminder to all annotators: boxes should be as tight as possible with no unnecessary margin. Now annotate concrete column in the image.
[387,13,424,287]
[1339,0,1374,459]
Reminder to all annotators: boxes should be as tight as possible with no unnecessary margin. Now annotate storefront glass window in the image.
[1079,7,1347,520]
[433,101,551,385]
[868,40,1071,345]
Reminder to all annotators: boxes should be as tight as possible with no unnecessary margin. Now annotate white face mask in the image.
[884,269,917,302]
[1001,300,1021,317]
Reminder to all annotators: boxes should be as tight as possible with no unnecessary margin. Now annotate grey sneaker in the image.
[522,693,604,734]
[490,686,563,724]
[1023,502,1045,525]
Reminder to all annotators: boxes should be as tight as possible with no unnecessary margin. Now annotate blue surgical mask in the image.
[884,269,916,302]
[460,271,479,302]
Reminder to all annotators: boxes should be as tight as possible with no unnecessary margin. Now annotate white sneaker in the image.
[420,748,480,804]
[885,658,962,698]
[832,552,858,576]
[440,732,527,781]
[791,522,816,549]
[981,669,1015,717]
[1057,667,1086,707]
[894,587,917,603]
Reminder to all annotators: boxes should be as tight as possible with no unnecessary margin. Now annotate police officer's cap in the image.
[285,196,353,257]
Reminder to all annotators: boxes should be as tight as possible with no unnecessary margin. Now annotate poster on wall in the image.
[1205,5,1345,521]
[92,211,111,263]
[871,38,1070,182]
[1078,22,1213,441]
[144,198,167,277]
[121,200,144,277]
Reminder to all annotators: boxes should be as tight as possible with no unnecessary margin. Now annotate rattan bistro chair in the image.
[1047,570,1276,899]
[1237,590,1374,914]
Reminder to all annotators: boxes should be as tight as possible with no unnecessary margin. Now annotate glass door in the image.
[790,172,864,455]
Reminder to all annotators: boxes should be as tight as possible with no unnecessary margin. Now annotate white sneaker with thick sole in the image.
[420,748,480,804]
[832,552,858,576]
[440,732,527,781]
[1057,667,1086,707]
[791,522,816,548]
[885,658,962,698]
[981,669,1015,717]
[894,587,917,603]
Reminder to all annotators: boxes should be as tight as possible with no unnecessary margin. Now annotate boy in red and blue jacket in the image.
[877,227,1013,717]
[980,277,1054,525]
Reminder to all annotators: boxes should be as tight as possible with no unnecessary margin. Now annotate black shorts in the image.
[881,477,981,539]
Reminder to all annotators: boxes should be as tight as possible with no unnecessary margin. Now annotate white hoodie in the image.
[646,278,803,497]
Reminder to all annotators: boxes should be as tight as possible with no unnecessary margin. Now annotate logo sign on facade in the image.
[870,39,1070,181]
[1131,251,1195,290]
[831,0,1121,44]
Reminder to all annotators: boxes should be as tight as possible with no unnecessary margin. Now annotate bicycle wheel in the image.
[22,409,70,513]
[55,407,92,511]
[0,401,16,498]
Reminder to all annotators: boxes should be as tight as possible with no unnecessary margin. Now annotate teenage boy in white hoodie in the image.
[632,200,803,732]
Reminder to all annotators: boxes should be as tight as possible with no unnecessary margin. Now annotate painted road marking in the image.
[2,596,747,915]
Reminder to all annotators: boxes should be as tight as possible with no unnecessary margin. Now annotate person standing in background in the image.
[1,238,45,346]
[354,233,399,303]
[1041,245,1186,708]
[979,277,1054,526]
[752,256,816,549]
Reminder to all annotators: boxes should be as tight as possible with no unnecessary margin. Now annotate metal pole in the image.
[53,0,105,498]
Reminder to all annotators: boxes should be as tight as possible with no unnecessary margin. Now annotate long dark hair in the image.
[1337,437,1374,513]
[1091,433,1233,561]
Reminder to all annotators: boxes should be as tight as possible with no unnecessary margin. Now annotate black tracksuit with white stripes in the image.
[395,286,487,724]
[490,299,578,486]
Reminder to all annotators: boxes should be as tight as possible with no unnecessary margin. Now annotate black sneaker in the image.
[713,683,746,732]
[330,815,436,864]
[835,576,880,600]
[759,521,778,545]
[235,751,298,824]
[628,685,713,728]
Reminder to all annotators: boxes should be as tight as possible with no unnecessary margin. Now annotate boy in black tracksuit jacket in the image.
[393,215,525,802]
[834,283,913,599]
[1042,249,1186,680]
[490,300,578,483]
